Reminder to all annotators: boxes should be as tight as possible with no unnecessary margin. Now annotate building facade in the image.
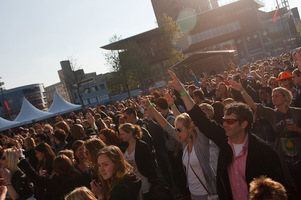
[0,84,46,120]
[71,78,110,107]
[45,82,71,107]
[102,0,300,78]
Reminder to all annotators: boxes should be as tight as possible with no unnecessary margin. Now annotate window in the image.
[99,84,105,90]
[90,97,97,104]
[91,86,98,92]
[84,88,91,94]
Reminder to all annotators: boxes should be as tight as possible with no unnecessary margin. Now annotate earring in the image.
[116,170,123,178]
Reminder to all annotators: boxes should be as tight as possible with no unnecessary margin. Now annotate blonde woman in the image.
[65,186,97,200]
[118,123,157,199]
[0,148,33,200]
[144,99,218,200]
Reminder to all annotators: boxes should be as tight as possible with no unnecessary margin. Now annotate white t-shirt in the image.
[124,149,151,194]
[233,143,243,156]
[182,145,208,196]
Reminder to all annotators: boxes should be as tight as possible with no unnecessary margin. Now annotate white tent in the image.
[14,97,52,124]
[0,93,82,132]
[47,92,82,115]
[0,117,21,132]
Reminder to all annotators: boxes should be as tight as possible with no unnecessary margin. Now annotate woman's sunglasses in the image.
[222,118,241,125]
[175,128,182,132]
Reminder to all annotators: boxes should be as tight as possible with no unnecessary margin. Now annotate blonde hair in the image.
[118,123,142,139]
[65,186,97,200]
[175,113,192,129]
[199,103,214,119]
[273,87,293,106]
[248,176,287,200]
[4,148,20,174]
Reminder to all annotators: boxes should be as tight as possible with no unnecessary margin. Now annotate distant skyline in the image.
[1,0,300,90]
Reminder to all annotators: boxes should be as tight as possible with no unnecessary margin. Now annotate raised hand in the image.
[165,92,174,107]
[90,179,104,199]
[229,80,244,92]
[168,70,185,93]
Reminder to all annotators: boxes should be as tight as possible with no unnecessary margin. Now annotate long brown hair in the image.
[35,142,55,175]
[97,146,134,200]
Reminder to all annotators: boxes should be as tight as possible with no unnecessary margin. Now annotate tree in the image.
[104,35,152,97]
[104,14,183,95]
[157,13,184,65]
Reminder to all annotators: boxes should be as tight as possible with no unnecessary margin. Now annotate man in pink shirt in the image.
[168,70,286,200]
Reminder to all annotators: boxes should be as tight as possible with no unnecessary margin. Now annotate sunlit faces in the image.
[175,120,189,142]
[97,154,115,180]
[272,90,286,107]
[119,129,132,143]
[222,113,245,139]
[219,84,227,94]
[35,151,45,161]
[75,144,86,160]
[279,78,291,88]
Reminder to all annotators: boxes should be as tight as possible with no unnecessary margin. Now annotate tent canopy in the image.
[0,92,82,132]
[0,117,21,132]
[48,92,82,115]
[14,97,51,124]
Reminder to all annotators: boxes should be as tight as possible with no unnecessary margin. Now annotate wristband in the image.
[19,154,25,160]
[170,104,176,108]
[148,104,153,109]
[240,89,246,94]
[180,91,188,96]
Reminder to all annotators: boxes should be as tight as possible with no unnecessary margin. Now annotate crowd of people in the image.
[0,49,301,200]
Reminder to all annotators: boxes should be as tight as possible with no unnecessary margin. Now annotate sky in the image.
[0,0,300,90]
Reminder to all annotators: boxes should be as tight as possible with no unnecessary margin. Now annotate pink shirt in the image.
[227,134,249,200]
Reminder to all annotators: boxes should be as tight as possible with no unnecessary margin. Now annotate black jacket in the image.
[110,173,141,200]
[18,159,90,200]
[123,139,158,185]
[11,170,33,200]
[187,104,286,200]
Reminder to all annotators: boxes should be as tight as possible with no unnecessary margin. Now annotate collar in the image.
[228,132,249,149]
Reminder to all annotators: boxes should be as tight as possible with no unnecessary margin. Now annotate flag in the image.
[274,9,279,23]
[4,101,10,111]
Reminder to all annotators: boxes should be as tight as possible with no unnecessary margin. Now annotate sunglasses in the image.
[175,128,182,132]
[222,118,241,125]
[280,79,290,82]
[1,156,6,160]
[123,116,128,119]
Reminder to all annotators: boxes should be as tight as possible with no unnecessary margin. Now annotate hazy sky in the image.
[1,0,300,90]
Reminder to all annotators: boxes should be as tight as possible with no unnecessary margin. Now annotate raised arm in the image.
[168,70,196,111]
[165,92,181,117]
[229,80,258,111]
[142,98,180,142]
